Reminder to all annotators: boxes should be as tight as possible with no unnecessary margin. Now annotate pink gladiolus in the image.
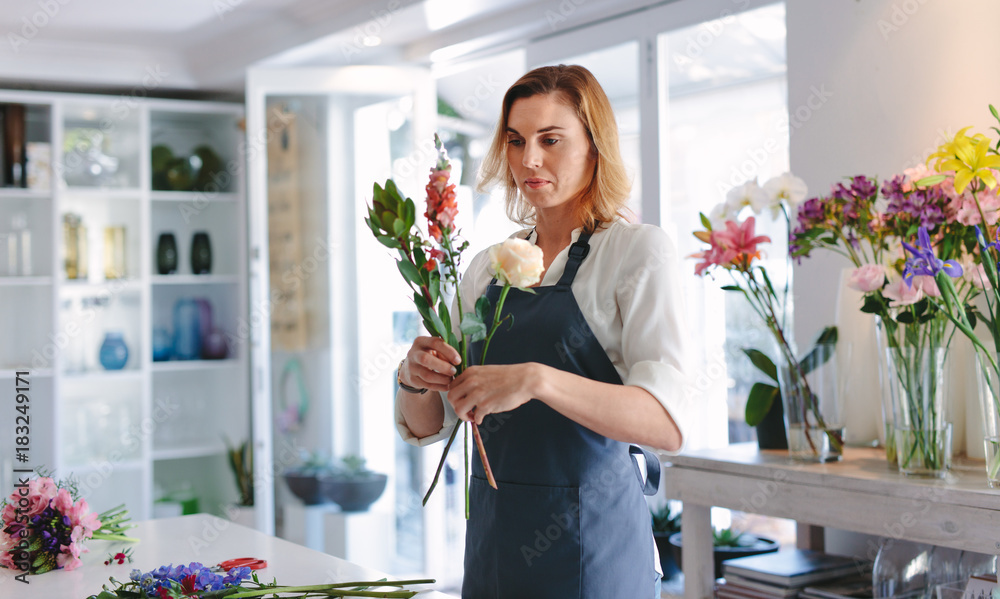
[965,263,989,289]
[847,264,886,292]
[883,277,924,307]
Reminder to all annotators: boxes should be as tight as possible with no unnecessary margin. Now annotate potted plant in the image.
[283,451,336,505]
[650,503,682,579]
[324,455,388,512]
[223,437,255,527]
[668,526,779,579]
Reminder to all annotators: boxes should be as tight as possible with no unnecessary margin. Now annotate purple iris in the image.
[902,226,964,286]
[977,225,1000,253]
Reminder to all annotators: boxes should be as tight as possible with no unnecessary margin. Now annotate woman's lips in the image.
[524,178,548,189]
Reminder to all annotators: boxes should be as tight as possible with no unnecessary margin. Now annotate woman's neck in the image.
[533,210,585,273]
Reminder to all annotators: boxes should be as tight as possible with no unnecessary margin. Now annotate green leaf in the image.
[914,174,948,187]
[392,218,406,238]
[720,285,743,292]
[745,382,779,427]
[991,103,999,123]
[460,313,488,342]
[413,292,432,323]
[742,348,778,383]
[799,339,836,375]
[429,272,441,306]
[404,198,416,230]
[375,234,401,249]
[966,304,978,330]
[699,212,712,230]
[812,326,838,346]
[437,298,451,338]
[860,294,883,314]
[895,311,914,324]
[397,259,423,287]
[475,296,492,322]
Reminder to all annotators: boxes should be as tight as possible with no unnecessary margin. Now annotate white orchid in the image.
[726,180,769,216]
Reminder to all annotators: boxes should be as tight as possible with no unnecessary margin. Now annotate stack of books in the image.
[716,549,872,599]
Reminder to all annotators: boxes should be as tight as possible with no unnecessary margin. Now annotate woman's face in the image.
[505,93,596,218]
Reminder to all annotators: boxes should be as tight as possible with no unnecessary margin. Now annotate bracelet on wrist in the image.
[397,359,428,394]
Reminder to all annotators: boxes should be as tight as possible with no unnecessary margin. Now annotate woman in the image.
[395,64,692,598]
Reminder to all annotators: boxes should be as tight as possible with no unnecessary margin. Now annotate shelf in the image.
[0,188,51,200]
[60,187,142,200]
[152,359,240,373]
[151,274,239,285]
[151,191,239,203]
[59,278,141,293]
[153,444,223,461]
[0,276,53,286]
[63,460,145,474]
[0,368,53,378]
[62,369,143,383]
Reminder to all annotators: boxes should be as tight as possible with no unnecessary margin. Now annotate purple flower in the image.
[850,175,877,198]
[902,226,964,286]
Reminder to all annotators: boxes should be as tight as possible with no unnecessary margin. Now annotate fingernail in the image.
[453,357,462,365]
[449,367,457,375]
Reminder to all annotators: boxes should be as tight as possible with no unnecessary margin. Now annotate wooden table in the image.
[661,443,1000,599]
[0,513,456,598]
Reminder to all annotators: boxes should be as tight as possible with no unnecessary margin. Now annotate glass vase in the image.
[974,351,1000,488]
[190,231,212,274]
[776,340,845,462]
[99,331,129,370]
[879,316,951,477]
[157,232,178,275]
[874,316,899,467]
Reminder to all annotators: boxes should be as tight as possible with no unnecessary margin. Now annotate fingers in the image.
[404,337,461,392]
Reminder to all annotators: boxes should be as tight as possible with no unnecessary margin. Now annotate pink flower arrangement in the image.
[1,475,136,576]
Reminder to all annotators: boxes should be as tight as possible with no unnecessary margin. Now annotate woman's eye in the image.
[542,138,558,145]
[507,138,523,147]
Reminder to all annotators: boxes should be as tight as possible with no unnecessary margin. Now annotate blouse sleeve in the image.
[394,247,493,447]
[616,225,695,454]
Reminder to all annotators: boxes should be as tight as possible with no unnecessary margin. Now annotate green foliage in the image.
[224,437,254,506]
[650,503,681,534]
[743,326,837,427]
[713,527,755,548]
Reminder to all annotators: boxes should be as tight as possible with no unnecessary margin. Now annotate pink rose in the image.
[883,278,924,307]
[489,238,544,288]
[847,264,886,292]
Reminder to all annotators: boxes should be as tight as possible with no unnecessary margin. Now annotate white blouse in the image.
[394,219,694,453]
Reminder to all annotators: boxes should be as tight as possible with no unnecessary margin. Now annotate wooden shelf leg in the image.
[682,503,714,599]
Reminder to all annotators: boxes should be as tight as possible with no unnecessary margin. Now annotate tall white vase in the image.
[834,268,881,445]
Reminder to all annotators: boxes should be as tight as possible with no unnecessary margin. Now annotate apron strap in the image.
[556,232,592,287]
[629,445,661,496]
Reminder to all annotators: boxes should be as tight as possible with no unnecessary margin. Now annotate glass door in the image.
[246,67,440,576]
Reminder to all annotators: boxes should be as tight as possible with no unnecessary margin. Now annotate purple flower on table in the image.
[902,226,964,287]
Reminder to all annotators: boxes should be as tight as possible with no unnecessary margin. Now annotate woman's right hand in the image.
[400,336,463,393]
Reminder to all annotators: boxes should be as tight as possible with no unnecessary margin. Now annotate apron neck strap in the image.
[556,232,592,287]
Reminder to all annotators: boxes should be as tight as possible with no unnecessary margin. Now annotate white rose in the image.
[763,172,809,209]
[489,238,544,288]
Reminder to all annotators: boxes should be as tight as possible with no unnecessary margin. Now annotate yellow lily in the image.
[927,126,1000,193]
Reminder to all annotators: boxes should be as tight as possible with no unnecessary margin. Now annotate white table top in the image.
[0,513,456,598]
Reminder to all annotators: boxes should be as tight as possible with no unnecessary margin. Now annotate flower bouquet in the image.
[893,108,1000,485]
[692,173,844,461]
[365,135,543,515]
[88,561,434,598]
[1,474,137,578]
[791,164,981,474]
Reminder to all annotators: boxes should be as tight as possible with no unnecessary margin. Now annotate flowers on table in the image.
[89,562,434,598]
[895,106,1000,485]
[364,135,543,516]
[0,474,137,577]
[790,161,981,472]
[692,173,843,459]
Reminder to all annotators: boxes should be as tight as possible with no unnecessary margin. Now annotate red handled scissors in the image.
[218,557,268,571]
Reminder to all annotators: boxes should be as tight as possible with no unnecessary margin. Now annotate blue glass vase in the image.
[152,327,173,361]
[173,298,201,360]
[99,332,129,370]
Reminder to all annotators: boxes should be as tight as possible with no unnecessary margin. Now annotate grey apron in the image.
[463,232,660,599]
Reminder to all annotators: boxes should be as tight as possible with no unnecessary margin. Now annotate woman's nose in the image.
[522,141,542,168]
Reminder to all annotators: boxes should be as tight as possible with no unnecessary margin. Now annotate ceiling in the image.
[0,0,667,94]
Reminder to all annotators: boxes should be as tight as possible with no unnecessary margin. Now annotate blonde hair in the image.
[476,64,632,232]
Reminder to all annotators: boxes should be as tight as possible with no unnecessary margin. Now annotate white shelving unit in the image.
[0,90,250,521]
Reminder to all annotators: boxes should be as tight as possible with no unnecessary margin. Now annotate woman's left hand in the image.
[447,363,540,425]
